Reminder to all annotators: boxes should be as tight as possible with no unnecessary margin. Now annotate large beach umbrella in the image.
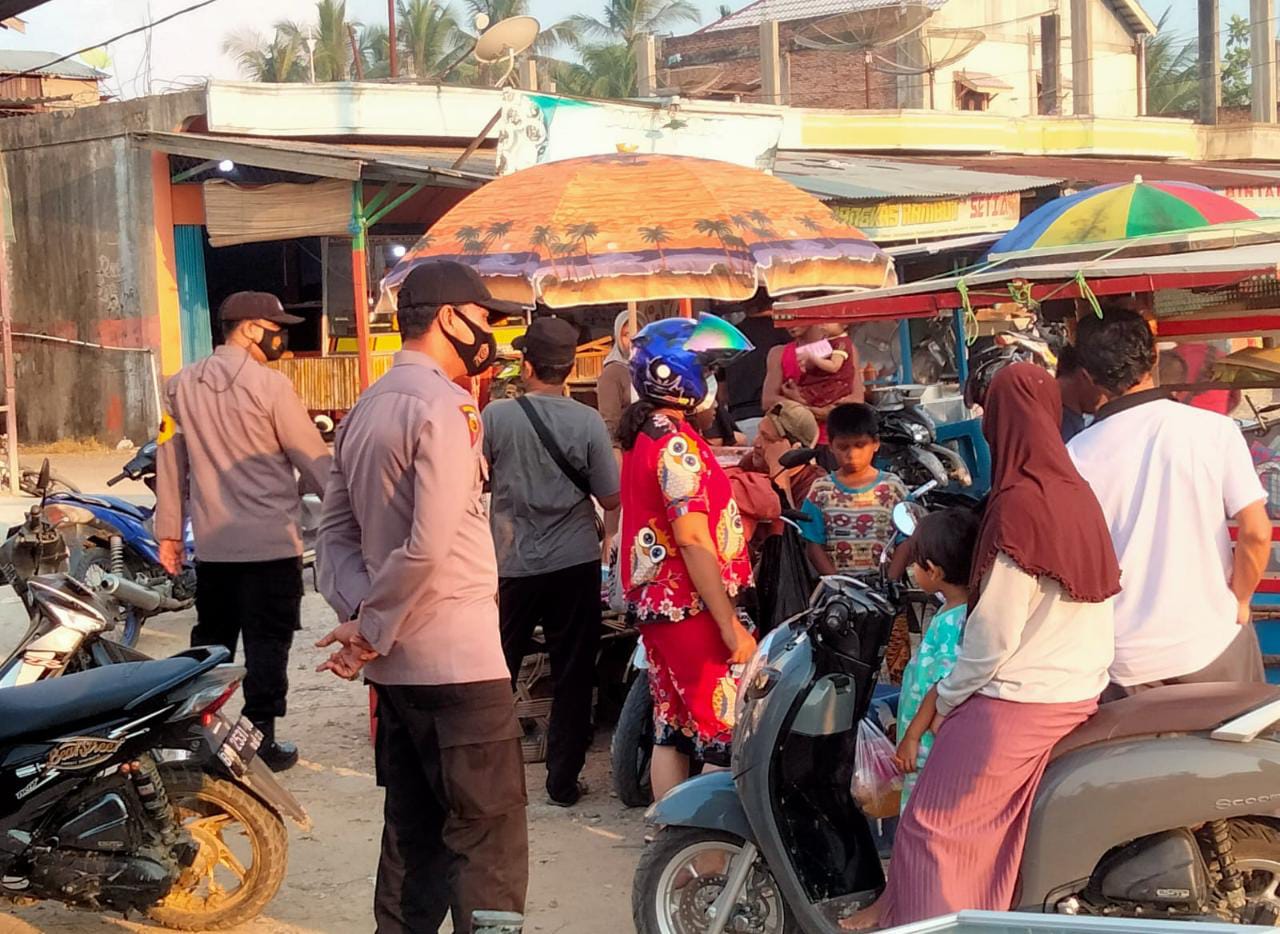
[382,153,895,309]
[989,177,1258,258]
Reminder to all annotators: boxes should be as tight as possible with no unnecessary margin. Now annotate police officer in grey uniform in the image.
[155,291,331,772]
[315,261,529,934]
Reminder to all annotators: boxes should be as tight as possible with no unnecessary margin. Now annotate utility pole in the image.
[1251,0,1277,123]
[1199,0,1221,125]
[1069,0,1093,115]
[1040,13,1060,115]
[388,0,398,79]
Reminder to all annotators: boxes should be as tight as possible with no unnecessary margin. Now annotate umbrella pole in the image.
[628,300,638,335]
[351,181,373,392]
[679,297,693,318]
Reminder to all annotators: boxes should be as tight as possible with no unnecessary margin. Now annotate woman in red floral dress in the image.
[618,314,756,800]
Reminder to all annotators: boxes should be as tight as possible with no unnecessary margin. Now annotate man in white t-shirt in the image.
[1068,309,1271,697]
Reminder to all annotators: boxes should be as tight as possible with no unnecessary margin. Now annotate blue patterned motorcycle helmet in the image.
[629,314,754,411]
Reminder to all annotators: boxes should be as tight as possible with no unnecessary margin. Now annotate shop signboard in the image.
[830,192,1023,242]
[1220,185,1280,218]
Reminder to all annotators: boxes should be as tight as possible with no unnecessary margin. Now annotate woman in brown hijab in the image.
[846,363,1120,929]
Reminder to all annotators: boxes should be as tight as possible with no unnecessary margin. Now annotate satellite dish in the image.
[474,12,491,32]
[793,2,936,52]
[473,14,540,86]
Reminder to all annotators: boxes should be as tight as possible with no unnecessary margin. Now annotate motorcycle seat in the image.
[1051,681,1280,762]
[0,656,203,743]
[62,494,151,521]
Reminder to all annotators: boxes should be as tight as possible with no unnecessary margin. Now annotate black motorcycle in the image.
[0,590,308,929]
[873,385,972,491]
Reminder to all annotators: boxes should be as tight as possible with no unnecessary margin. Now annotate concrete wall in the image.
[0,89,204,443]
[663,0,1142,117]
[660,20,899,109]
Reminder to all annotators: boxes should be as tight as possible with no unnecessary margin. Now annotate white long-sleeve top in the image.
[935,551,1114,716]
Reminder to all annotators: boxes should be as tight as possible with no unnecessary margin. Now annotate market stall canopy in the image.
[383,152,895,309]
[988,179,1258,257]
[773,240,1280,325]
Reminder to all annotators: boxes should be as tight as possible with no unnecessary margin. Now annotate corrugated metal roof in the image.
[701,0,946,34]
[884,154,1280,190]
[0,50,104,80]
[775,152,1062,201]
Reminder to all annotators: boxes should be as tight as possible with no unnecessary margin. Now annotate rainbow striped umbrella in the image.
[989,177,1257,257]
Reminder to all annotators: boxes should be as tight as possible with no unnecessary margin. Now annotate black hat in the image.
[219,291,304,325]
[398,260,524,322]
[513,317,578,366]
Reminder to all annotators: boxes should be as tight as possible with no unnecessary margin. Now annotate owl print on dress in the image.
[715,498,746,560]
[630,521,672,587]
[658,434,704,504]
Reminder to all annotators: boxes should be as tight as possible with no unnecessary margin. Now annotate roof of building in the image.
[134,131,494,188]
[699,0,946,34]
[698,0,1153,36]
[776,152,1062,200]
[881,154,1280,190]
[0,50,105,79]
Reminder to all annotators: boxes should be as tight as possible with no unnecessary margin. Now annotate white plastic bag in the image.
[852,717,902,818]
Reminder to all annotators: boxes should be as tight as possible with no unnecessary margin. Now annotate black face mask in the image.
[256,327,288,362]
[445,311,497,377]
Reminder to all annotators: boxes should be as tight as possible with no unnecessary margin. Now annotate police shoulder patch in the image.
[459,404,481,446]
[156,413,180,445]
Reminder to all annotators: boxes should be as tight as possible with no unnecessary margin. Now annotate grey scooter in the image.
[633,570,1280,933]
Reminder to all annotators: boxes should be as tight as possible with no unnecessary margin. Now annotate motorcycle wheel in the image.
[1227,818,1280,925]
[633,827,797,934]
[147,766,288,931]
[18,467,78,497]
[612,672,654,807]
[68,546,141,647]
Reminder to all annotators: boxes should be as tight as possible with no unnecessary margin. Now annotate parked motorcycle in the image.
[873,385,972,491]
[633,568,1280,933]
[0,620,307,929]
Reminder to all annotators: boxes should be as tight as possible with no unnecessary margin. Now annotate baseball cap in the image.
[512,317,578,367]
[397,260,524,322]
[219,291,304,326]
[765,400,819,448]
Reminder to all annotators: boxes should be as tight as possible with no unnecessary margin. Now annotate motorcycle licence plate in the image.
[207,716,263,776]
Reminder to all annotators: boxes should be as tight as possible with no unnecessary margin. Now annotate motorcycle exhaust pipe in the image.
[96,572,183,613]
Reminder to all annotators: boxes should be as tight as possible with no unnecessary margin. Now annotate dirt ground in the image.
[0,454,648,934]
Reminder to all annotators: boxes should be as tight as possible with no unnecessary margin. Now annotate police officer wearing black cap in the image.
[315,261,529,932]
[483,316,620,806]
[155,291,332,772]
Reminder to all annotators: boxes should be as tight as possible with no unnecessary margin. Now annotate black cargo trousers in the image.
[191,556,303,741]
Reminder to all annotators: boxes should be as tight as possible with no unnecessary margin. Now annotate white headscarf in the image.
[603,310,631,367]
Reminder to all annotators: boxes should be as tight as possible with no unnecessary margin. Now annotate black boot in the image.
[253,719,299,773]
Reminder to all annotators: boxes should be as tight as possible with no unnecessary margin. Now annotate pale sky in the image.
[0,0,1261,101]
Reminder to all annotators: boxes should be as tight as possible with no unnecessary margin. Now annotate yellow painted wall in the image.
[149,151,183,377]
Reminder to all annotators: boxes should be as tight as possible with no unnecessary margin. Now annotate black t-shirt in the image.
[726,315,790,421]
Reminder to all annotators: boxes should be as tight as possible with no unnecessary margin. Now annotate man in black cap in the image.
[155,291,332,772]
[482,315,619,806]
[315,261,530,932]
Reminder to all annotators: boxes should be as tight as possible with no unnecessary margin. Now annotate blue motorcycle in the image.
[39,442,195,647]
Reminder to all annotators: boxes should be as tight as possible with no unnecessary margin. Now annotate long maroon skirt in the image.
[880,693,1098,926]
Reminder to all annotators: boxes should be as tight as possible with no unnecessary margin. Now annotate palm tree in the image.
[568,0,700,47]
[398,0,463,77]
[565,221,601,277]
[278,0,355,81]
[555,43,636,98]
[361,23,391,78]
[639,224,672,270]
[456,225,483,254]
[485,220,515,249]
[222,28,307,82]
[531,224,563,276]
[1143,8,1199,115]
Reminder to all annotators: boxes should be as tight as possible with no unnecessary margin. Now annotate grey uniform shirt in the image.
[482,394,619,578]
[316,350,508,687]
[155,343,331,563]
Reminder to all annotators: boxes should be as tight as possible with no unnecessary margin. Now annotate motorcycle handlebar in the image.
[106,472,127,487]
[97,573,183,613]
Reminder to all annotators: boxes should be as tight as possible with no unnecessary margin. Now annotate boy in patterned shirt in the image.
[800,403,907,577]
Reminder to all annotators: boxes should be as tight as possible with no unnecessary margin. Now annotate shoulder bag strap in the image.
[515,395,593,498]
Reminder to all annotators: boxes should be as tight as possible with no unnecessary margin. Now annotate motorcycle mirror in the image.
[36,458,51,506]
[892,502,917,538]
[779,447,818,470]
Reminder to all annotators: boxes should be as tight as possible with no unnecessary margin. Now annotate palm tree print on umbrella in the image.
[484,220,515,251]
[531,224,564,278]
[456,225,484,255]
[695,217,748,274]
[638,225,672,270]
[565,222,601,278]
